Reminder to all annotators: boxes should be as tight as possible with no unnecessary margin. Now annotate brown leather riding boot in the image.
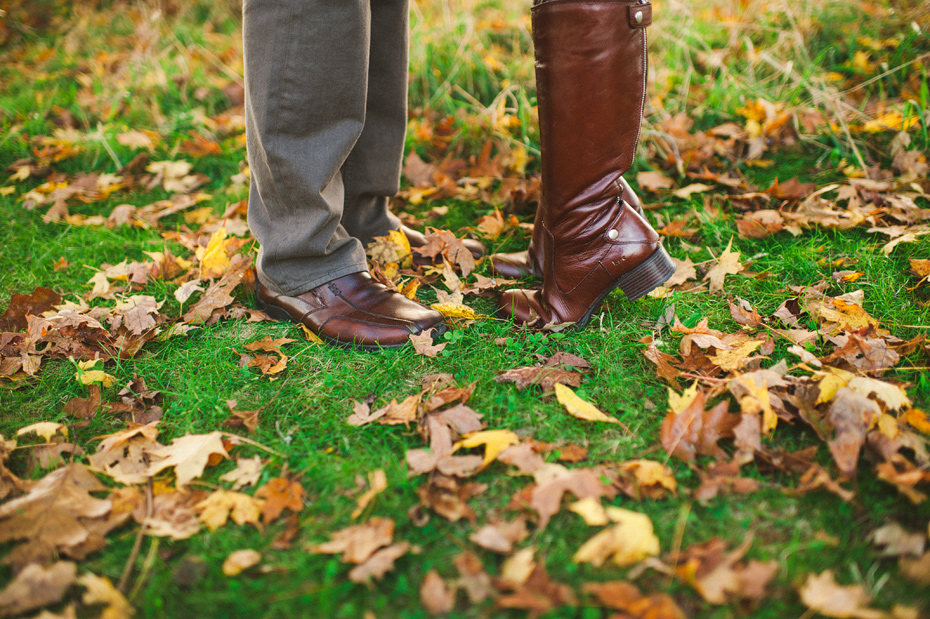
[488,177,644,280]
[497,0,673,329]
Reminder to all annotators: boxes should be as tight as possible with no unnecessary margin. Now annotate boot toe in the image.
[497,288,541,324]
[489,251,534,279]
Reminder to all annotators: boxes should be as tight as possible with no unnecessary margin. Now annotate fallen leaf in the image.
[573,508,661,566]
[703,240,744,291]
[352,469,388,519]
[554,384,620,424]
[0,561,76,617]
[194,490,264,531]
[454,429,520,469]
[798,570,887,619]
[255,477,305,524]
[146,431,229,489]
[78,573,133,619]
[420,570,456,616]
[222,549,262,576]
[348,542,411,584]
[219,456,263,491]
[409,329,447,357]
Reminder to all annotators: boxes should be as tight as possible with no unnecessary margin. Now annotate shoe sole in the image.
[256,297,448,352]
[574,244,676,330]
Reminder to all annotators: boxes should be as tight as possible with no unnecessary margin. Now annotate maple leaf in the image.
[348,542,412,584]
[409,329,447,357]
[222,549,262,577]
[530,466,612,530]
[582,581,686,618]
[798,570,886,619]
[573,507,660,567]
[554,384,622,424]
[218,456,263,490]
[454,429,520,469]
[194,490,264,531]
[703,240,743,291]
[146,431,229,488]
[313,517,395,564]
[665,256,698,288]
[0,561,76,617]
[660,387,739,462]
[612,459,678,500]
[182,253,252,324]
[694,460,761,500]
[495,365,582,392]
[254,476,305,524]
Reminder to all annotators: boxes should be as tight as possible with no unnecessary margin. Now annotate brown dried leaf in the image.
[254,477,305,524]
[798,570,886,619]
[420,570,456,616]
[0,561,76,617]
[146,431,229,489]
[313,517,395,564]
[660,389,739,462]
[410,329,447,357]
[348,542,411,584]
[495,366,582,392]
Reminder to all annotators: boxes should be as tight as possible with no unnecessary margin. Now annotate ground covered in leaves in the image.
[2,0,930,617]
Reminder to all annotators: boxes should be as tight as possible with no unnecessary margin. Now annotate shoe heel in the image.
[617,245,675,301]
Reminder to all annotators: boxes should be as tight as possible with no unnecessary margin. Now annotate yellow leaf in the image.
[877,414,899,440]
[815,369,853,405]
[399,278,420,300]
[17,422,67,442]
[568,497,609,526]
[554,384,619,424]
[78,573,133,619]
[351,469,388,519]
[668,383,700,416]
[195,490,264,531]
[429,302,482,320]
[75,360,115,388]
[703,239,743,291]
[709,339,765,373]
[573,508,660,567]
[222,549,262,577]
[198,225,230,278]
[300,324,324,344]
[454,429,520,469]
[904,409,930,435]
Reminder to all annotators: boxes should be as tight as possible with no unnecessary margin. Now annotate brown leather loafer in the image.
[256,272,446,350]
[401,225,485,267]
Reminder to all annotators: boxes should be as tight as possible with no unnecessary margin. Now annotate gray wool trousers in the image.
[243,0,408,296]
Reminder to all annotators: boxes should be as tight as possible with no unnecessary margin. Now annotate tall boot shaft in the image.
[534,0,650,217]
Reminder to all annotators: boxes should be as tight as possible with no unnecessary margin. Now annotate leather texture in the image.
[489,177,644,280]
[402,225,485,267]
[257,272,445,349]
[497,0,667,329]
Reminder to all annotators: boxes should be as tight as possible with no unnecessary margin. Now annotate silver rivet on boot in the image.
[607,229,619,240]
[634,10,644,23]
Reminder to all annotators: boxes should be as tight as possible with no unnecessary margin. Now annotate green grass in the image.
[2,0,930,617]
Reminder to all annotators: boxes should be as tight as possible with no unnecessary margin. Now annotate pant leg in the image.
[338,0,409,247]
[244,0,371,296]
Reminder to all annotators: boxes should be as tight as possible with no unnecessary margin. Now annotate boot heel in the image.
[617,245,675,301]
